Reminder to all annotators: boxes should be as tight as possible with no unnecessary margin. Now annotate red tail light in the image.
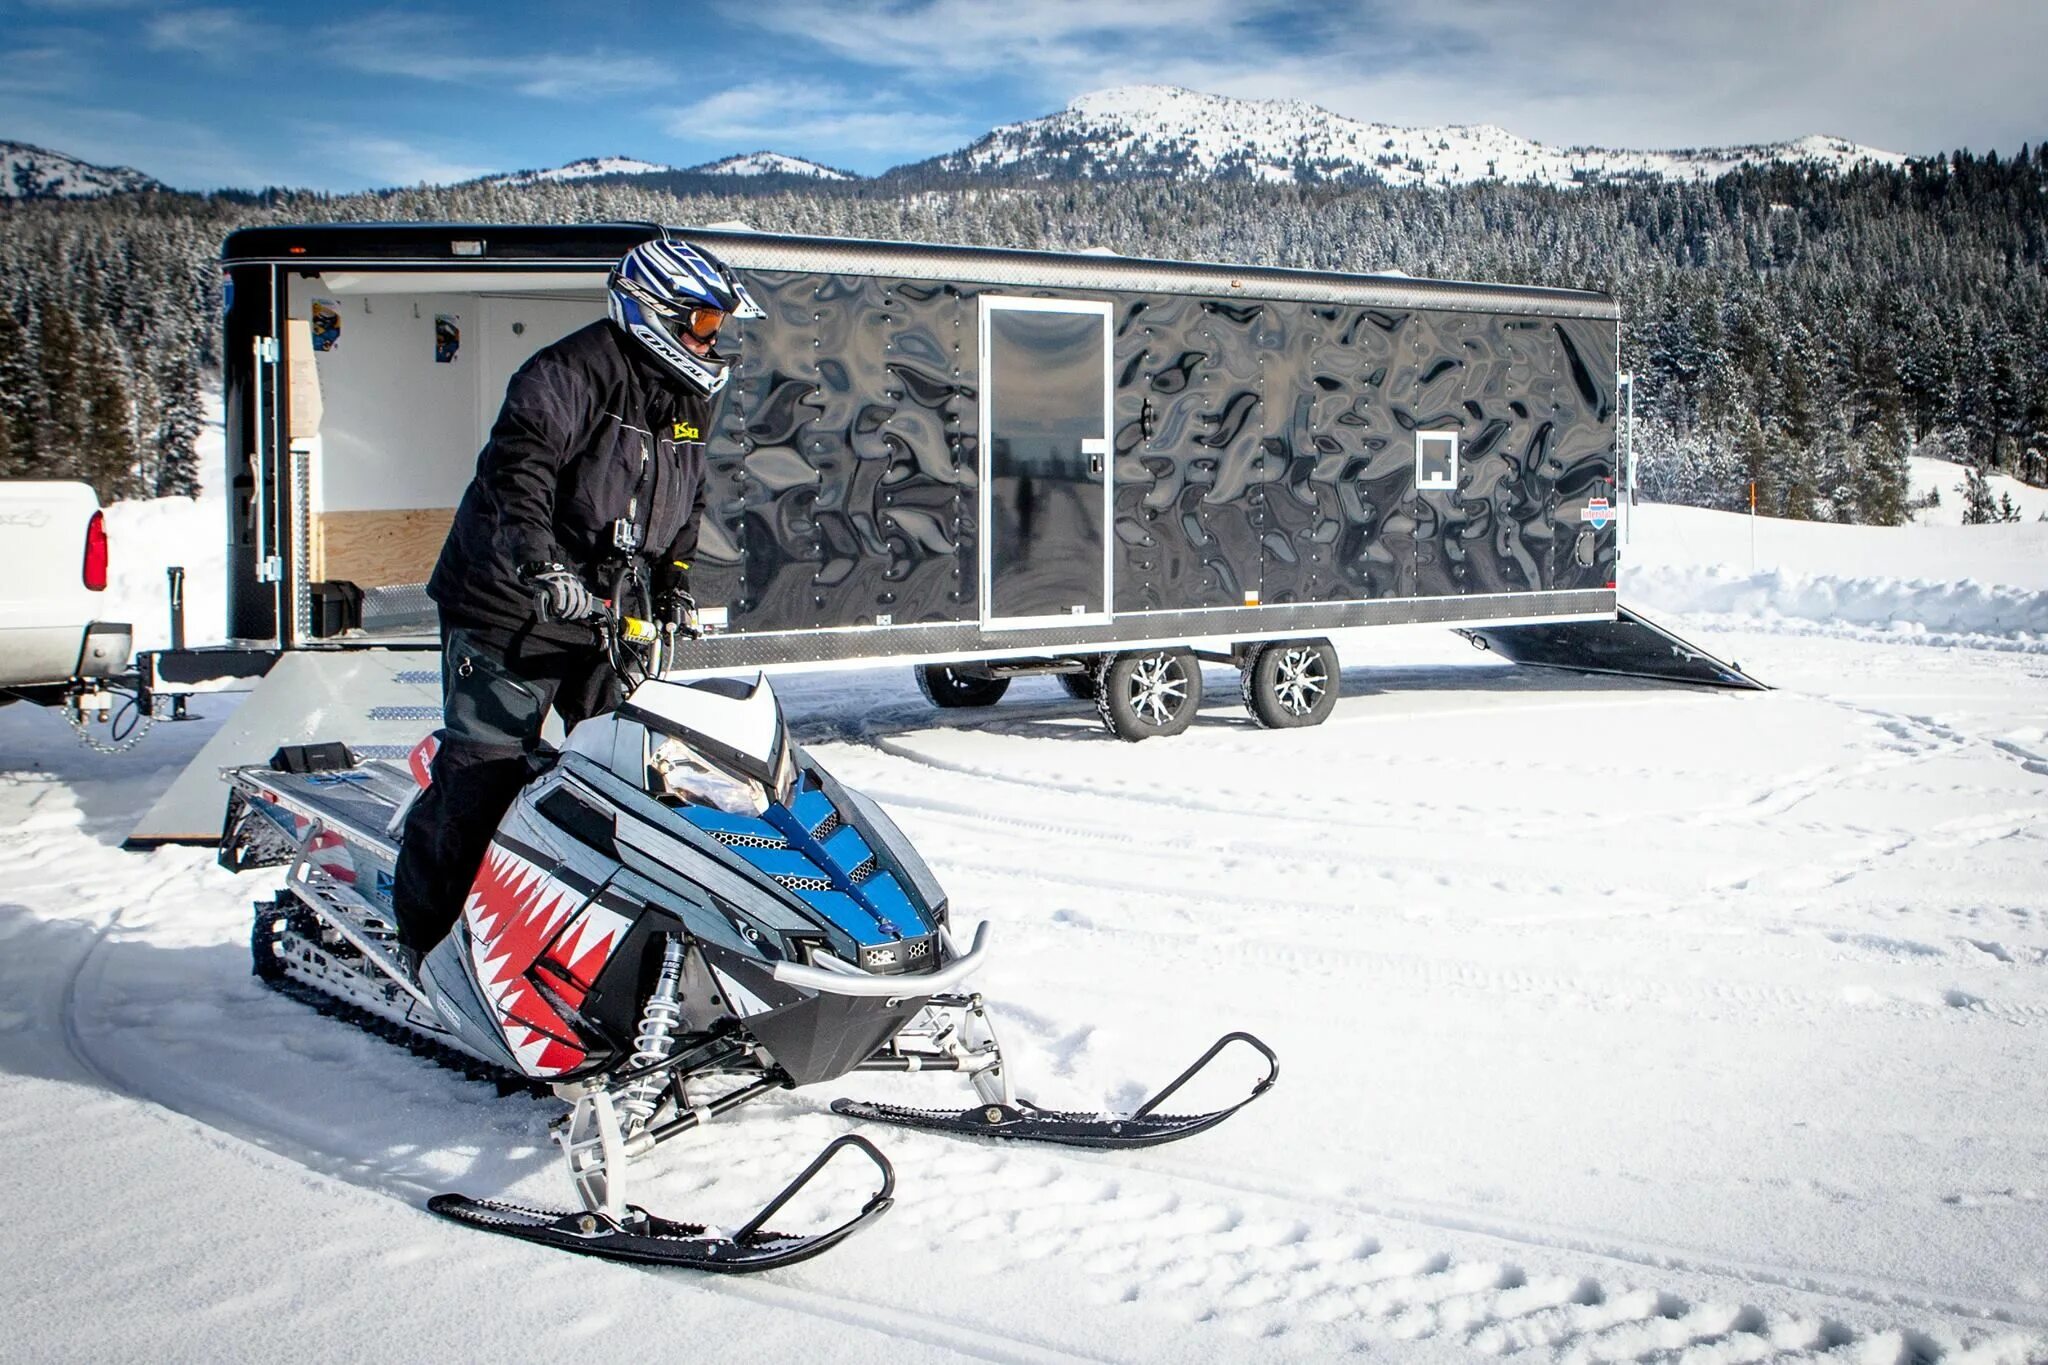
[83,510,108,591]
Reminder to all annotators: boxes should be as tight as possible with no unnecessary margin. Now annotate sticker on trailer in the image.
[1580,498,1615,530]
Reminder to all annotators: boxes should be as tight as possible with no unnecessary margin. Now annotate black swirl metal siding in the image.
[696,269,1617,635]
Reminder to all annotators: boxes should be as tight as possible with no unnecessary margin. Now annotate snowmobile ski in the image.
[427,1134,895,1272]
[832,1031,1278,1149]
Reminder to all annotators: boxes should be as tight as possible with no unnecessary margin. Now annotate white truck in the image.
[0,481,133,706]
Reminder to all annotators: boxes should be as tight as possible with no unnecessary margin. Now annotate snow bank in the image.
[1624,502,2048,646]
[96,399,228,654]
[1628,563,2048,644]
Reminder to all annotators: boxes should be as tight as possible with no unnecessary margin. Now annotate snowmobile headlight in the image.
[651,737,768,816]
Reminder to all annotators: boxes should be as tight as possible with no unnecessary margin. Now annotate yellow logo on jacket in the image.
[674,422,701,441]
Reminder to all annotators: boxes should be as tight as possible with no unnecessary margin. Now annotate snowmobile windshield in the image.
[651,736,767,816]
[625,675,798,815]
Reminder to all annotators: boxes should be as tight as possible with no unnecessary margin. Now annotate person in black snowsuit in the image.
[390,236,763,953]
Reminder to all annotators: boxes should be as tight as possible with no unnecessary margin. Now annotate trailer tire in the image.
[1096,648,1203,741]
[1241,638,1339,729]
[916,664,1010,709]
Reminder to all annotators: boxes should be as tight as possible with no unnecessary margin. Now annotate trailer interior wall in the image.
[281,271,604,592]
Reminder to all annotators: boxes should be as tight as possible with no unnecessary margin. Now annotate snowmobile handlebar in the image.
[772,921,992,998]
[532,590,659,643]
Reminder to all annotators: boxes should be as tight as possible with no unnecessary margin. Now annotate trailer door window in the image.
[1416,430,1459,491]
[980,298,1113,627]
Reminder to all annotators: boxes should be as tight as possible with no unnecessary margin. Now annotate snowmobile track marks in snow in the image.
[879,1139,2042,1362]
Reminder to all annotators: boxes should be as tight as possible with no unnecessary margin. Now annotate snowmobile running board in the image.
[1462,602,1768,690]
[832,1031,1279,1149]
[427,1134,895,1271]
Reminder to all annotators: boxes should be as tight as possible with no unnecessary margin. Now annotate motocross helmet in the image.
[607,235,764,396]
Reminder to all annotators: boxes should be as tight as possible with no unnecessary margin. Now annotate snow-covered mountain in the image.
[2,140,162,199]
[481,151,856,186]
[920,86,1907,188]
[483,156,680,187]
[687,151,854,180]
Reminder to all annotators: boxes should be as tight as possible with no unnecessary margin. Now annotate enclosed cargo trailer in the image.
[128,220,1756,845]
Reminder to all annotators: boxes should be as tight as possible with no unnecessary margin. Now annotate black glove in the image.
[657,587,701,640]
[518,561,597,623]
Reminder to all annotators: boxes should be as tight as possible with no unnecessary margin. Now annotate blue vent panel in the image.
[667,775,933,948]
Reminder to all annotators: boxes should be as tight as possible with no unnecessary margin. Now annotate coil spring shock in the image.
[617,934,686,1130]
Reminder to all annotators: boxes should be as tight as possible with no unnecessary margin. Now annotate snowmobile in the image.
[219,611,1276,1272]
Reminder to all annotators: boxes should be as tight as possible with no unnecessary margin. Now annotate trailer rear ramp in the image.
[1462,603,1768,690]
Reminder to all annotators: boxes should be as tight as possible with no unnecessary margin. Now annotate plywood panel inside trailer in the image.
[315,508,457,588]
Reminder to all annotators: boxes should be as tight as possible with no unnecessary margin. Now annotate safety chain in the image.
[63,691,159,755]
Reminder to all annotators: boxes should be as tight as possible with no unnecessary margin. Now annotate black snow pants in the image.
[389,617,620,951]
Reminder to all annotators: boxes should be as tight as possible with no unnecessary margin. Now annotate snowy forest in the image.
[2,144,2045,524]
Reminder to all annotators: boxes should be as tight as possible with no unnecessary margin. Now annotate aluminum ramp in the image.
[1463,604,1767,690]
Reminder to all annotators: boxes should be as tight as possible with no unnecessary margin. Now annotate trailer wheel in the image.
[916,664,1010,709]
[1096,649,1203,741]
[1241,639,1339,729]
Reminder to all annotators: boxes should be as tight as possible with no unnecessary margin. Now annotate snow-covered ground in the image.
[1908,457,2048,528]
[2,488,2045,1362]
[1624,501,2048,650]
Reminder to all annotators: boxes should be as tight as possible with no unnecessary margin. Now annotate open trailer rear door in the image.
[1463,603,1768,690]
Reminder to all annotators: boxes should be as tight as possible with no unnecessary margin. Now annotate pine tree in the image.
[1957,466,2002,524]
[0,308,35,477]
[34,303,90,481]
[151,354,203,497]
[1855,391,1914,525]
[77,339,138,503]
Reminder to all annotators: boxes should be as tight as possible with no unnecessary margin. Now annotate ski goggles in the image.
[674,305,727,344]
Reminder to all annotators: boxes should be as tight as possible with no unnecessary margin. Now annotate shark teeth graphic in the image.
[462,844,595,1076]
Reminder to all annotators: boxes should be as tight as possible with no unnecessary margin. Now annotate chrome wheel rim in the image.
[1272,647,1327,715]
[1128,655,1189,726]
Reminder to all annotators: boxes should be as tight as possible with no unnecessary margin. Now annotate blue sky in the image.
[3,0,2045,192]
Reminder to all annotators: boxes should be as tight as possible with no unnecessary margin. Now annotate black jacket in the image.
[428,320,710,638]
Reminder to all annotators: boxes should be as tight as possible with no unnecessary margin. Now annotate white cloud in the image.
[0,43,91,96]
[317,11,668,100]
[145,6,269,59]
[309,127,495,187]
[676,82,973,154]
[140,6,664,100]
[730,0,1262,85]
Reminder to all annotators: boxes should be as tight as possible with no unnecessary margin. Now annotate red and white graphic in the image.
[463,843,629,1076]
[308,829,356,884]
[407,734,440,789]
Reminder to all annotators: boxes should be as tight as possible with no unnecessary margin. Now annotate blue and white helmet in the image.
[607,236,764,396]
